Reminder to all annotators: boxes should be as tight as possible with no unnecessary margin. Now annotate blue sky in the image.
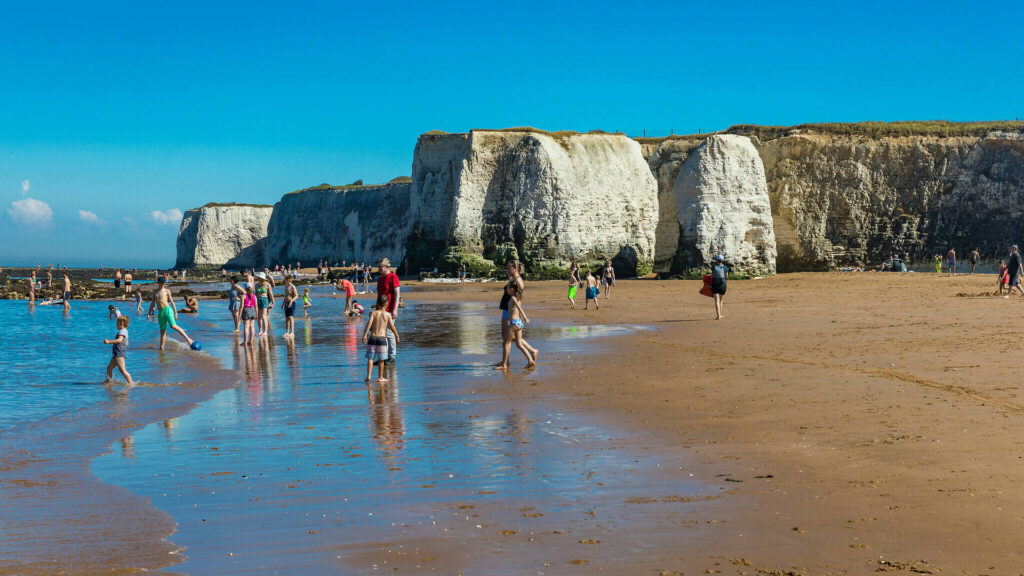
[2,0,1022,267]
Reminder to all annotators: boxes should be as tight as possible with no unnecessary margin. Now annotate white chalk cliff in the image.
[410,130,659,274]
[673,135,777,275]
[266,182,412,266]
[175,204,274,268]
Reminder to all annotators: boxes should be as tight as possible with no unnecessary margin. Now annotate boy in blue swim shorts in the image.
[584,271,600,310]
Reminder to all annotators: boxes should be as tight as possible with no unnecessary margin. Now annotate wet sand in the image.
[404,273,1024,575]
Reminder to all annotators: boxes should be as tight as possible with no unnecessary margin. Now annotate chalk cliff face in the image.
[755,132,1024,270]
[175,204,274,268]
[673,135,776,275]
[411,130,659,275]
[265,183,412,266]
[642,138,704,272]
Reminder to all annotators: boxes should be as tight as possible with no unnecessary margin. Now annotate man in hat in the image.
[375,258,401,363]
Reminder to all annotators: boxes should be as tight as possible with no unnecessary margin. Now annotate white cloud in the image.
[8,198,53,226]
[78,210,103,224]
[21,179,30,195]
[149,208,183,225]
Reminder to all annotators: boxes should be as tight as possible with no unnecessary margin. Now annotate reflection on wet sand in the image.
[367,375,406,461]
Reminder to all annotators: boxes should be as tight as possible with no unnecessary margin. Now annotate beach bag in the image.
[700,274,714,298]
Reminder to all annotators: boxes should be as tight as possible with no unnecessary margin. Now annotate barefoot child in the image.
[998,260,1009,295]
[584,271,600,310]
[349,299,364,317]
[362,295,399,382]
[147,276,195,350]
[108,304,122,319]
[302,287,312,317]
[241,283,257,346]
[134,290,143,313]
[103,316,135,386]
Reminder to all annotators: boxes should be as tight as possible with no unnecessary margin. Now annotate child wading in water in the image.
[363,295,399,382]
[103,316,134,386]
[494,283,538,369]
[302,288,312,317]
[584,271,600,310]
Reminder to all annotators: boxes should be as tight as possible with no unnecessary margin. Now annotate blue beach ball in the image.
[190,341,202,351]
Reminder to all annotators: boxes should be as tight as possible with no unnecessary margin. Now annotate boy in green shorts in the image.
[147,276,195,351]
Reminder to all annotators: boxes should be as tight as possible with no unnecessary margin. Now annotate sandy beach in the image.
[396,273,1024,575]
[4,272,1024,575]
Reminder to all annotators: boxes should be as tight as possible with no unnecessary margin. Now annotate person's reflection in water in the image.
[303,316,313,346]
[244,345,263,409]
[342,315,359,354]
[367,379,405,463]
[258,337,277,393]
[286,337,301,383]
[161,418,177,442]
[120,435,135,459]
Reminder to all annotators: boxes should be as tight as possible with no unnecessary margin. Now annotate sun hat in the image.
[715,254,724,261]
[256,272,267,279]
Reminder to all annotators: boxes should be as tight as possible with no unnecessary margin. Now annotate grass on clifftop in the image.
[727,120,1024,140]
[201,202,273,208]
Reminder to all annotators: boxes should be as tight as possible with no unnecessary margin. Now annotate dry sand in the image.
[396,272,1024,575]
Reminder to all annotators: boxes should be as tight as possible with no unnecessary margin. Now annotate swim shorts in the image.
[63,291,71,300]
[568,285,577,299]
[585,286,597,300]
[711,280,727,295]
[114,279,121,289]
[258,297,269,309]
[112,342,127,358]
[284,302,295,317]
[365,336,388,361]
[158,306,177,331]
[947,259,955,266]
[242,307,257,321]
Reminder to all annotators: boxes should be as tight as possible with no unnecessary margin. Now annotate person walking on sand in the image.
[495,261,526,367]
[62,272,72,311]
[103,316,135,387]
[1006,246,1024,299]
[969,248,980,274]
[228,276,244,332]
[601,260,615,298]
[148,276,195,350]
[711,254,729,320]
[567,261,581,309]
[946,248,956,276]
[282,274,298,338]
[336,276,355,314]
[375,258,401,364]
[363,294,399,382]
[494,283,538,370]
[584,271,600,310]
[997,260,1009,295]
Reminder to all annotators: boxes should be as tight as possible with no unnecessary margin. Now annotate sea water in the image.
[1,286,709,575]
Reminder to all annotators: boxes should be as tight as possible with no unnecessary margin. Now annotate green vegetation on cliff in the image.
[201,202,273,208]
[729,120,1024,141]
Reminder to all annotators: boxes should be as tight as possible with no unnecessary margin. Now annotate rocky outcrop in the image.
[754,132,1024,270]
[672,135,776,275]
[410,130,659,275]
[642,137,706,272]
[175,204,274,268]
[265,182,412,266]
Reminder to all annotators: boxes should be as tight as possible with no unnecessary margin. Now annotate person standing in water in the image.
[336,276,355,314]
[583,271,600,310]
[494,283,537,370]
[363,294,399,382]
[255,274,273,337]
[282,274,298,338]
[228,276,244,332]
[62,272,72,311]
[496,261,526,367]
[26,275,35,305]
[601,260,615,299]
[148,276,195,350]
[375,258,401,364]
[103,316,135,387]
[711,254,728,320]
[460,262,467,284]
[969,248,980,274]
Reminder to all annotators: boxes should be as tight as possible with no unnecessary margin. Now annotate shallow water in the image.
[2,287,708,574]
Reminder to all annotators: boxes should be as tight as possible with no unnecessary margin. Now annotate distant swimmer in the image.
[1006,245,1024,299]
[148,276,195,350]
[969,248,980,274]
[711,254,729,320]
[103,316,134,387]
[946,248,956,276]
